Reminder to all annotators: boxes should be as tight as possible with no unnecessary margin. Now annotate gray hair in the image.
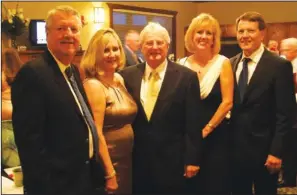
[45,5,81,29]
[281,38,297,49]
[139,22,171,45]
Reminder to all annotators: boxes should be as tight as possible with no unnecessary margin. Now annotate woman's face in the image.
[193,25,214,51]
[101,34,121,72]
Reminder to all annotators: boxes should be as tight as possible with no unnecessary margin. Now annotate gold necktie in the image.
[144,71,160,121]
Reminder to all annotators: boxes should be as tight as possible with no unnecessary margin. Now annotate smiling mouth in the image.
[60,41,74,44]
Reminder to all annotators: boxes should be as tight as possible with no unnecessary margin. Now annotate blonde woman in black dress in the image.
[178,13,234,194]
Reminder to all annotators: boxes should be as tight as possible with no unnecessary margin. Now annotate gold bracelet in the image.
[105,170,116,180]
[207,123,215,129]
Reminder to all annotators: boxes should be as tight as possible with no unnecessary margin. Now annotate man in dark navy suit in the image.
[230,11,296,195]
[123,30,144,67]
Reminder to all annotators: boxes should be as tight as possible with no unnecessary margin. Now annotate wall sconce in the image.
[94,7,104,23]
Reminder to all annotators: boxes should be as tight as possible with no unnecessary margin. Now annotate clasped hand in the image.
[264,154,282,174]
[184,165,200,178]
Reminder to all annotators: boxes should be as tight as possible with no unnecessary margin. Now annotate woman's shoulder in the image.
[83,78,105,91]
[114,72,125,85]
[217,54,228,61]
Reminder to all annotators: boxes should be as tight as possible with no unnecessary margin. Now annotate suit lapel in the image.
[231,53,243,104]
[134,63,145,103]
[44,50,84,117]
[129,63,149,121]
[150,61,177,121]
[243,49,269,101]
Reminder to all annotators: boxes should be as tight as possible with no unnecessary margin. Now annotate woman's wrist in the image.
[105,170,116,180]
[207,123,215,129]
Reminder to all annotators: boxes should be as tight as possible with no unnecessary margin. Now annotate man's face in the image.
[268,41,278,51]
[127,33,140,52]
[236,20,264,56]
[46,11,81,61]
[280,43,297,61]
[141,32,169,69]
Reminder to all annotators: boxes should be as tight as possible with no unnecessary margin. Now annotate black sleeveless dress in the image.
[178,55,231,194]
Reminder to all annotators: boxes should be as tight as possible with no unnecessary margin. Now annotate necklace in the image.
[197,64,207,74]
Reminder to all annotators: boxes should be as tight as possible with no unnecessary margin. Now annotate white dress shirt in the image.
[236,44,265,83]
[49,50,94,158]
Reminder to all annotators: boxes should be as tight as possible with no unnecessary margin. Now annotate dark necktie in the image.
[65,66,99,161]
[238,58,251,102]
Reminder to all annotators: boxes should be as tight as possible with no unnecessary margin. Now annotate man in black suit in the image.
[230,11,296,194]
[120,22,204,194]
[11,6,103,195]
[123,30,144,67]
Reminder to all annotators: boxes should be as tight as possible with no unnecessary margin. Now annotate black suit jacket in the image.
[120,60,204,189]
[230,49,295,166]
[11,50,103,194]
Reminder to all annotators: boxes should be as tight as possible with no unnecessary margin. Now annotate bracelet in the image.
[105,170,116,180]
[207,123,215,129]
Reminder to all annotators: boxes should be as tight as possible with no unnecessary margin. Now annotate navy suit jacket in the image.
[124,46,143,67]
[230,49,295,166]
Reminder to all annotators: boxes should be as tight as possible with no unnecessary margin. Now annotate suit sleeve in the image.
[11,65,49,193]
[271,60,296,158]
[184,72,203,165]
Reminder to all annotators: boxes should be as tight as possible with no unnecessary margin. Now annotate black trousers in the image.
[231,161,278,195]
[283,127,297,186]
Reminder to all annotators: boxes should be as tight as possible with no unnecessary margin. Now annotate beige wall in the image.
[2,2,109,49]
[2,1,198,58]
[196,2,297,24]
[5,2,295,57]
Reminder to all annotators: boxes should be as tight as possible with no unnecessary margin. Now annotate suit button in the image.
[85,160,89,164]
[86,138,89,143]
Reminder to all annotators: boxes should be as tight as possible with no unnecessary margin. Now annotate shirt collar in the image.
[144,59,168,81]
[241,43,265,64]
[48,49,70,74]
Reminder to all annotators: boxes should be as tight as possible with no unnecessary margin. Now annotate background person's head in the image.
[81,28,125,78]
[1,48,22,87]
[125,30,141,52]
[45,5,82,64]
[140,22,170,69]
[280,38,297,61]
[236,11,266,57]
[267,40,279,51]
[185,13,221,55]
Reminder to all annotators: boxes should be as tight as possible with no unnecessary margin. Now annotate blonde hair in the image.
[139,22,171,45]
[185,13,221,54]
[80,28,126,78]
[2,48,23,86]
